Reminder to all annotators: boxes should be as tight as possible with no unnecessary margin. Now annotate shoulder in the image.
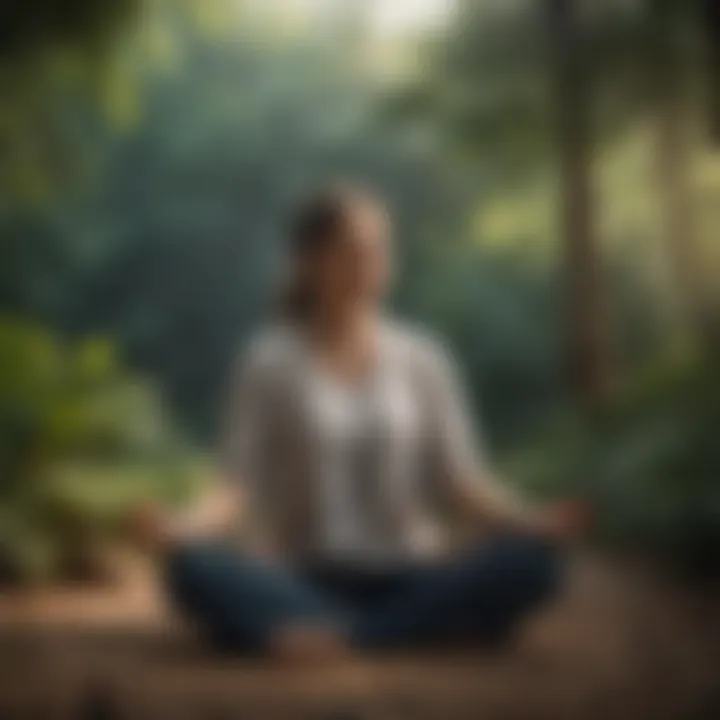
[235,323,301,380]
[382,319,456,377]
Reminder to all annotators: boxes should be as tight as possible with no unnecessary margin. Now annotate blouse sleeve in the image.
[216,338,275,504]
[418,336,525,525]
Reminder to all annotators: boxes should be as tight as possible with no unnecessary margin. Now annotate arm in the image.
[419,338,526,530]
[421,338,590,539]
[131,339,274,549]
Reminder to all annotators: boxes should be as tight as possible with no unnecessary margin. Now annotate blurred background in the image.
[1,0,719,588]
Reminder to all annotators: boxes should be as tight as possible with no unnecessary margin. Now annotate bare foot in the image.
[268,624,350,665]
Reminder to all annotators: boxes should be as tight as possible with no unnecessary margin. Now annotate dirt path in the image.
[0,553,717,719]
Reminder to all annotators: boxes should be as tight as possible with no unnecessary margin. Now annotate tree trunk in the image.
[654,0,718,350]
[652,1,701,328]
[545,0,611,406]
[704,0,720,143]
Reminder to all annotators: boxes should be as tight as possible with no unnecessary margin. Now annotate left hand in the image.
[528,498,594,542]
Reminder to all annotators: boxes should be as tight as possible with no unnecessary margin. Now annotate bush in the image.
[0,317,198,584]
[507,351,720,577]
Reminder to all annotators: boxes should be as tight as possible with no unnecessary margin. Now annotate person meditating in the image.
[133,183,588,661]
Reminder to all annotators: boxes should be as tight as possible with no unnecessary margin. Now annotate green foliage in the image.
[0,317,195,583]
[400,0,705,186]
[0,0,140,201]
[0,0,243,202]
[50,18,473,441]
[0,0,718,582]
[508,353,720,575]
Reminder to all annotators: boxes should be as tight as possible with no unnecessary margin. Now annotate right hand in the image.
[126,501,175,551]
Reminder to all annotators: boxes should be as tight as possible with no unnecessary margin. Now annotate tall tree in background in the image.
[701,0,720,348]
[703,0,720,349]
[704,0,720,143]
[545,0,611,405]
[650,0,707,343]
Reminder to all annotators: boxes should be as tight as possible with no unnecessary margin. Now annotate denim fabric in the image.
[165,534,562,653]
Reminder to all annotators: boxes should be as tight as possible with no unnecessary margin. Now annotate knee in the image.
[509,535,563,603]
[164,542,228,611]
[484,534,564,605]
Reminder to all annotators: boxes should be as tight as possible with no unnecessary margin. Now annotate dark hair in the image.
[279,183,382,322]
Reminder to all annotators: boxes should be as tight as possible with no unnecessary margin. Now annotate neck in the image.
[307,303,379,349]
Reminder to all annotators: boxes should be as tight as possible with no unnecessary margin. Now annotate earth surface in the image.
[0,552,717,719]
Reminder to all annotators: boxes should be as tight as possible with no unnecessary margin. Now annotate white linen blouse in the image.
[219,320,518,564]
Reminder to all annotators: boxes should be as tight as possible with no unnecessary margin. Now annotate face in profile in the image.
[309,199,392,314]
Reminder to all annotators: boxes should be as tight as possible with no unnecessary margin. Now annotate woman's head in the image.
[282,183,392,323]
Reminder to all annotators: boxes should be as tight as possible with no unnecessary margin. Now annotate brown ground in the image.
[0,553,717,720]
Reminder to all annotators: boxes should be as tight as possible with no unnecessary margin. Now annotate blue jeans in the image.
[165,534,562,653]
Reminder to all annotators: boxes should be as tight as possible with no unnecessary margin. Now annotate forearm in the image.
[165,479,244,541]
[455,472,592,545]
[454,471,535,533]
